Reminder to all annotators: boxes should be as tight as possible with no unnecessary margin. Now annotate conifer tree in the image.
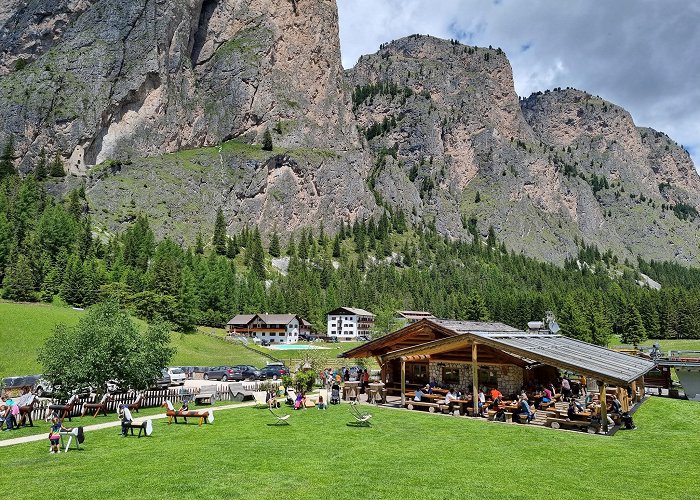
[332,234,341,258]
[250,229,266,280]
[194,233,204,255]
[212,207,228,255]
[50,152,66,177]
[0,136,15,180]
[35,147,47,180]
[621,303,647,344]
[269,230,281,257]
[2,253,36,301]
[226,236,239,259]
[298,230,308,260]
[463,290,490,321]
[262,128,273,151]
[286,233,296,257]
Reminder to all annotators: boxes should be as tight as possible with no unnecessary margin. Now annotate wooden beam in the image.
[638,376,645,400]
[472,342,478,416]
[599,381,608,434]
[401,359,406,406]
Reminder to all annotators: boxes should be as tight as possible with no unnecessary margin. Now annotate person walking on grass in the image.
[48,417,68,454]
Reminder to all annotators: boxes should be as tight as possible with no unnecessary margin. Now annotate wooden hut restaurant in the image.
[340,319,656,434]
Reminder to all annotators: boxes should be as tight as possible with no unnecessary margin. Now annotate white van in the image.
[168,367,186,386]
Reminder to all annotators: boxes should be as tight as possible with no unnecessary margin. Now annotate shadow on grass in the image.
[346,422,371,428]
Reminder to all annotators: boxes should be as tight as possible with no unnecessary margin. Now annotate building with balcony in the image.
[327,307,375,342]
[226,313,308,344]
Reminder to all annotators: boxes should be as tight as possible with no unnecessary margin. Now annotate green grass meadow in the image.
[1,397,698,499]
[0,302,269,378]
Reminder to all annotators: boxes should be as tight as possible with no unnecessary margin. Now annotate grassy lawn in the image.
[0,400,243,442]
[0,302,269,378]
[0,301,83,377]
[0,397,698,499]
[609,335,700,353]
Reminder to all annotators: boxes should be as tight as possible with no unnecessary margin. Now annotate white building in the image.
[327,307,375,342]
[226,313,306,344]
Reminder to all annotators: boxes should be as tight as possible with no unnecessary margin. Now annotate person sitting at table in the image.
[413,387,424,402]
[489,388,502,401]
[609,395,622,415]
[444,388,457,405]
[517,395,534,423]
[567,399,580,420]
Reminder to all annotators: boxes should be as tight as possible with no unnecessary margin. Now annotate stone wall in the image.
[428,362,523,396]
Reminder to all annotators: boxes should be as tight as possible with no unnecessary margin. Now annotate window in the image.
[408,363,429,384]
[478,368,498,389]
[442,367,460,386]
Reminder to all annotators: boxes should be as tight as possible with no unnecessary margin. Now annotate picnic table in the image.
[367,383,386,404]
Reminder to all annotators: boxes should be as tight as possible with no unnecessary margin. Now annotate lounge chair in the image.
[253,391,267,408]
[48,394,80,422]
[81,393,112,418]
[161,400,213,426]
[349,401,372,426]
[286,389,297,406]
[268,407,290,425]
[127,393,144,413]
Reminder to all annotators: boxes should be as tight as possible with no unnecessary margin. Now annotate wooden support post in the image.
[376,357,385,383]
[599,381,608,433]
[401,358,406,407]
[630,380,638,403]
[638,377,645,400]
[472,342,479,416]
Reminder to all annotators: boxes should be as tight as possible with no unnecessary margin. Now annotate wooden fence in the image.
[27,380,282,422]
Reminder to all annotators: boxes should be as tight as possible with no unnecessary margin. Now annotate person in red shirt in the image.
[490,388,502,401]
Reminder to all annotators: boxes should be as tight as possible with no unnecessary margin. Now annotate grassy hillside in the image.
[0,397,698,499]
[0,301,84,377]
[0,302,269,378]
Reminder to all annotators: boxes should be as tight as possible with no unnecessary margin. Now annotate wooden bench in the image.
[194,385,218,405]
[488,410,513,423]
[546,417,600,434]
[405,401,440,413]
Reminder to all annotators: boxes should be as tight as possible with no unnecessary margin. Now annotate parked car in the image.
[151,369,171,389]
[258,363,288,380]
[202,366,241,382]
[167,367,186,386]
[232,365,260,380]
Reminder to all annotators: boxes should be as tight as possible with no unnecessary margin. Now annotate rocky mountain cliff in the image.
[1,1,699,264]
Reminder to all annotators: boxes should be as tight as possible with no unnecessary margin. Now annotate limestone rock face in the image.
[1,4,699,264]
[349,37,700,264]
[0,0,360,173]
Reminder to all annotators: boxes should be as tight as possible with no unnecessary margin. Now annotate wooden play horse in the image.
[81,393,112,418]
[48,394,80,422]
[161,400,213,427]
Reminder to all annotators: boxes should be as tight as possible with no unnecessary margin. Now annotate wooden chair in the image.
[81,393,112,418]
[48,394,80,422]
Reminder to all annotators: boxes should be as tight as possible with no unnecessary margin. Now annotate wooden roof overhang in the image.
[381,325,655,385]
[338,319,457,359]
[381,334,529,368]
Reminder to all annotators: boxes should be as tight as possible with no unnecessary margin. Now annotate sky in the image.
[337,0,700,170]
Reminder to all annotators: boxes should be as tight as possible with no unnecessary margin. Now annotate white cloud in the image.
[337,0,700,170]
